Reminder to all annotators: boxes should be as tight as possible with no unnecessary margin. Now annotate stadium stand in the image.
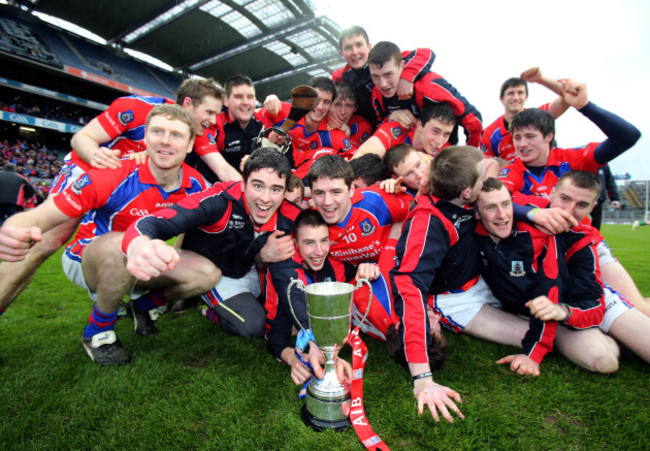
[0,7,182,98]
[0,16,62,68]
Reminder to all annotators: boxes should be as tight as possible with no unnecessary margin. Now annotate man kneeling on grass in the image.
[0,105,218,365]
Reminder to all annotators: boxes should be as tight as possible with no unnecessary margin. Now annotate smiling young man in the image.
[499,79,641,199]
[0,105,213,364]
[367,41,482,147]
[189,74,268,182]
[481,67,569,161]
[327,83,372,154]
[123,148,301,339]
[353,102,457,160]
[264,209,380,384]
[547,173,650,361]
[474,177,620,376]
[0,78,241,327]
[332,25,435,128]
[306,154,411,340]
[261,77,352,179]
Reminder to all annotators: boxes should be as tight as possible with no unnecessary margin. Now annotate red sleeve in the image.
[332,66,348,84]
[95,97,144,140]
[53,165,128,217]
[414,74,483,147]
[193,125,221,156]
[401,48,435,83]
[563,226,606,328]
[560,143,602,172]
[499,160,525,195]
[372,120,409,150]
[348,115,372,148]
[393,204,456,364]
[257,102,292,128]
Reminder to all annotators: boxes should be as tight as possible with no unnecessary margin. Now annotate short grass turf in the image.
[0,224,648,449]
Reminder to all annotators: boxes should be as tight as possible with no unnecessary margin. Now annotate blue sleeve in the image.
[578,102,641,165]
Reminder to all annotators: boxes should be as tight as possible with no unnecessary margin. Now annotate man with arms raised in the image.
[481,67,568,161]
[0,105,215,364]
[500,79,648,316]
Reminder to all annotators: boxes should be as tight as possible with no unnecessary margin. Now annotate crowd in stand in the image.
[0,138,61,206]
[1,100,91,126]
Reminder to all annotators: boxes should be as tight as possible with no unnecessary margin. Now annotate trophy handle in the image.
[287,278,307,331]
[355,278,373,328]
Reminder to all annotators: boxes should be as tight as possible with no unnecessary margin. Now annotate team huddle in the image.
[0,25,648,424]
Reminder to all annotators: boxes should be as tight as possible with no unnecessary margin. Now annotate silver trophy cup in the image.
[287,279,372,431]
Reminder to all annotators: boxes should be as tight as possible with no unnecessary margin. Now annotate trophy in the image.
[287,279,372,431]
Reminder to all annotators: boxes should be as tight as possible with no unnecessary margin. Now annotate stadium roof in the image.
[14,0,344,100]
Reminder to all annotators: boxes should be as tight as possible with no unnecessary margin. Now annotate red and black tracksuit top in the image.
[390,195,479,364]
[124,181,300,279]
[264,254,356,360]
[475,221,605,364]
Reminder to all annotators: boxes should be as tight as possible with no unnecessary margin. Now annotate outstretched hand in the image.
[413,378,464,423]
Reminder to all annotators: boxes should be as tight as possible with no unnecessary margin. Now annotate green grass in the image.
[1,225,648,449]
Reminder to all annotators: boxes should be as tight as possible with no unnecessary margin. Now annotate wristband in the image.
[561,304,572,322]
[527,207,539,222]
[411,372,432,382]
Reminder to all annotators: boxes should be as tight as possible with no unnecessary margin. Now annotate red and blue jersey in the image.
[499,143,601,198]
[327,186,410,265]
[68,96,173,171]
[481,104,550,161]
[347,114,372,150]
[55,159,204,261]
[372,120,414,149]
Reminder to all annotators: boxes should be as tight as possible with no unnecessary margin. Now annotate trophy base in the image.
[301,404,350,432]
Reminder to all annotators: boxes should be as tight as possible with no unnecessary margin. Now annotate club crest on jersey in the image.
[499,168,510,177]
[208,131,217,145]
[71,174,91,195]
[118,110,135,126]
[343,139,352,151]
[391,126,403,139]
[309,142,318,150]
[509,261,526,277]
[359,219,375,237]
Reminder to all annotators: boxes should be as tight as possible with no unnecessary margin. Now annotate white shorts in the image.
[599,284,633,333]
[62,240,144,302]
[212,265,262,300]
[597,240,618,266]
[433,276,502,333]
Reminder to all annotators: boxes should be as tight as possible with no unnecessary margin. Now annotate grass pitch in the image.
[0,224,648,449]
